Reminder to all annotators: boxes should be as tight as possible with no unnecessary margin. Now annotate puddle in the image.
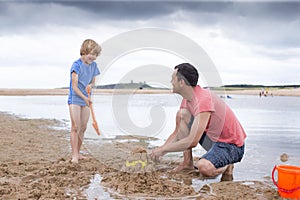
[85,174,113,200]
[84,173,217,199]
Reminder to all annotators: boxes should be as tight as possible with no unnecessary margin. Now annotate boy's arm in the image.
[71,72,89,106]
[85,77,96,94]
[88,77,97,89]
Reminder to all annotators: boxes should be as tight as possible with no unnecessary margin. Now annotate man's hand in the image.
[150,146,165,162]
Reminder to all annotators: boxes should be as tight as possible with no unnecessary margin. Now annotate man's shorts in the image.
[201,142,245,169]
[188,116,245,169]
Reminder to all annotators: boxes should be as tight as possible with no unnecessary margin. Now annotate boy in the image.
[67,39,101,163]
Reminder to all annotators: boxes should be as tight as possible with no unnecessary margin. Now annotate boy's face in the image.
[83,49,100,65]
[85,53,97,64]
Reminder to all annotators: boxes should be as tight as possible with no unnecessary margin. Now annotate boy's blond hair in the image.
[80,39,101,56]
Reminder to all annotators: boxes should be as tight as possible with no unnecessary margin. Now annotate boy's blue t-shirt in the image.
[67,59,100,106]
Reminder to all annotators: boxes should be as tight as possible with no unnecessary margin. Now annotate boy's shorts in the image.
[189,116,245,169]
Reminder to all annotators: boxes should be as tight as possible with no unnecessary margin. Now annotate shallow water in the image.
[0,93,299,198]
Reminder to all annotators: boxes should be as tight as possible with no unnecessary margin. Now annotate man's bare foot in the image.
[221,164,234,181]
[223,164,234,175]
[169,163,195,173]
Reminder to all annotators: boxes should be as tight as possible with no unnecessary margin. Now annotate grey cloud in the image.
[0,2,95,34]
[58,1,174,19]
[0,2,260,28]
[0,1,175,30]
[178,2,300,48]
[218,2,300,48]
[1,1,300,48]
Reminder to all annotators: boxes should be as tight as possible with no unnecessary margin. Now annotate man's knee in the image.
[196,159,215,177]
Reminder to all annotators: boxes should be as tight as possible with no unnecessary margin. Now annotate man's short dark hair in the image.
[174,63,199,87]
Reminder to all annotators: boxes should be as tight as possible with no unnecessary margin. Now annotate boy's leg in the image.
[77,106,90,159]
[69,104,81,163]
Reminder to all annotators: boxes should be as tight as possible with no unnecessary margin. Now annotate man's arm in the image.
[162,110,182,145]
[153,110,181,155]
[151,111,211,160]
[165,111,210,151]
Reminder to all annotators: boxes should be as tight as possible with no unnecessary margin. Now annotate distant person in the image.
[150,63,246,180]
[67,39,101,163]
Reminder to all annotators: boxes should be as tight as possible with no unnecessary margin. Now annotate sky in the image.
[1,1,300,89]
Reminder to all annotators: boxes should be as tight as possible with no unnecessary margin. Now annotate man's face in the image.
[171,70,180,93]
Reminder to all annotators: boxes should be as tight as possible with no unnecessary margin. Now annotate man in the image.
[150,63,246,179]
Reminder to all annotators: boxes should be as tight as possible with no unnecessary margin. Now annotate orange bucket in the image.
[272,165,300,199]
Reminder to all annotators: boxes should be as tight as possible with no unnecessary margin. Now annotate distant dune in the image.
[0,84,299,96]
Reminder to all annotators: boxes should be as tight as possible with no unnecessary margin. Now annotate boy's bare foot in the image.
[71,157,79,163]
[169,163,195,173]
[71,158,78,164]
[79,154,87,160]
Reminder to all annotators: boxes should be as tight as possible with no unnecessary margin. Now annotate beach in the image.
[0,112,284,199]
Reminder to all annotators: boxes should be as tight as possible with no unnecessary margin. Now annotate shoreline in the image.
[215,87,300,97]
[0,88,172,96]
[1,87,300,96]
[0,112,283,199]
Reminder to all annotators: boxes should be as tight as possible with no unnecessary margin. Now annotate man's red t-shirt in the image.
[180,86,246,147]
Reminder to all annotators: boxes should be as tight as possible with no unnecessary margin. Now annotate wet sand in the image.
[0,112,283,199]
